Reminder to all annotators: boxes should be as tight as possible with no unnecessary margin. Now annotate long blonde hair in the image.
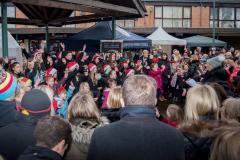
[107,86,124,109]
[185,84,220,121]
[68,93,101,122]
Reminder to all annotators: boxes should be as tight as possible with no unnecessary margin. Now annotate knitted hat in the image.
[0,69,17,100]
[57,86,66,95]
[126,69,134,77]
[18,77,32,88]
[66,62,79,71]
[21,89,51,115]
[206,55,225,69]
[103,64,111,74]
[45,67,57,78]
[88,63,96,72]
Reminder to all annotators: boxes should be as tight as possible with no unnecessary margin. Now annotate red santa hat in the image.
[92,54,101,62]
[126,68,134,77]
[103,64,111,73]
[66,62,79,71]
[45,67,57,78]
[88,63,96,72]
[57,86,66,95]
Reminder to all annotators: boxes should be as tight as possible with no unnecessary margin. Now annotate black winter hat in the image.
[21,89,51,114]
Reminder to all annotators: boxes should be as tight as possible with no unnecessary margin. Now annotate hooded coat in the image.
[64,117,109,160]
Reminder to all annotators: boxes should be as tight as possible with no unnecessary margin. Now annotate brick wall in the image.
[135,5,154,28]
[15,8,36,28]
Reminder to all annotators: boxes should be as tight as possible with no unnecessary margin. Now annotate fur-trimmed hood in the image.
[179,120,240,138]
[70,117,109,144]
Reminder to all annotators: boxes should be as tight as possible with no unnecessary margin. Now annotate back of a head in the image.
[21,89,51,117]
[123,75,157,106]
[185,84,220,121]
[34,116,71,149]
[68,93,101,123]
[210,128,240,160]
[167,104,184,123]
[209,83,227,105]
[221,98,240,122]
[107,86,123,109]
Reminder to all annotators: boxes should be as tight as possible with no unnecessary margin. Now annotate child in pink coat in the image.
[148,63,166,101]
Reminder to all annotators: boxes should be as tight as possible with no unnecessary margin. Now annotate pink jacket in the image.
[101,89,110,109]
[148,68,163,89]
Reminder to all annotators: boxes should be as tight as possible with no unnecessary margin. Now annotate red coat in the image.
[162,118,177,128]
[148,68,163,90]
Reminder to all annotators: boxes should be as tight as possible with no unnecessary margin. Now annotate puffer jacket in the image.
[64,117,109,160]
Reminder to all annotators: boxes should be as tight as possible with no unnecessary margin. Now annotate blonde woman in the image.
[184,84,220,121]
[210,128,240,160]
[221,98,240,122]
[79,82,93,97]
[101,86,124,122]
[179,84,221,160]
[65,93,108,160]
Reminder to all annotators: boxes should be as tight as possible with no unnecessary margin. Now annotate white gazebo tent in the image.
[0,30,22,64]
[147,27,186,54]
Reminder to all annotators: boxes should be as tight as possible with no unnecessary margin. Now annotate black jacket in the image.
[87,106,185,160]
[0,100,45,160]
[0,100,17,127]
[19,146,63,160]
[101,108,120,123]
[183,134,213,160]
[0,116,37,160]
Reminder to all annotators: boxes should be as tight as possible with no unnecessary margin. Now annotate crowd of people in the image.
[0,43,240,160]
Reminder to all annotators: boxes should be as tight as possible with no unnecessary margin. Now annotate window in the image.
[237,8,240,28]
[116,20,135,28]
[155,6,162,18]
[210,7,240,28]
[219,8,234,20]
[116,20,125,27]
[155,6,191,28]
[0,6,16,28]
[125,20,135,28]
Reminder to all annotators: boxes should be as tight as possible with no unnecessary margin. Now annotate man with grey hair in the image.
[87,75,185,160]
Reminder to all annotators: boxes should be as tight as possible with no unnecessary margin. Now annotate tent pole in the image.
[15,34,18,41]
[2,0,8,57]
[45,24,50,52]
[112,17,116,40]
[212,0,216,47]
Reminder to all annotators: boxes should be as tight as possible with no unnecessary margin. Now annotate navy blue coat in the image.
[87,106,185,160]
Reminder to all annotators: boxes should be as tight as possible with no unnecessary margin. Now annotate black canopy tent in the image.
[65,21,151,52]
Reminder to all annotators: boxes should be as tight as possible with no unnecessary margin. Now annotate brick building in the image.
[4,0,240,48]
